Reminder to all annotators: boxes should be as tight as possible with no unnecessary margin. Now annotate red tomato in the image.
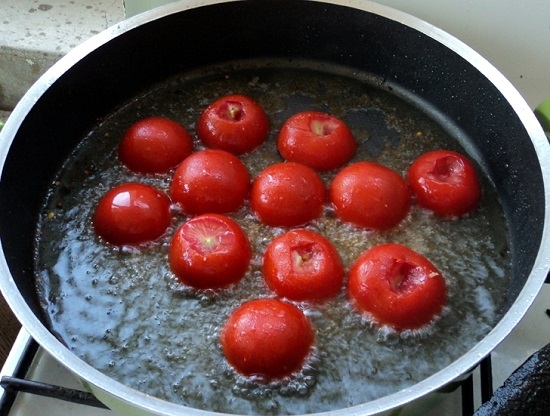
[277,111,357,171]
[348,244,447,330]
[92,183,171,246]
[250,162,326,227]
[169,149,250,215]
[262,229,344,301]
[197,94,270,155]
[329,161,410,231]
[168,214,252,290]
[118,117,193,174]
[407,150,482,217]
[220,298,314,380]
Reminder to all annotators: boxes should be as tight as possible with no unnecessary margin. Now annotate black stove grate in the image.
[0,375,108,410]
[461,355,493,416]
[0,336,494,416]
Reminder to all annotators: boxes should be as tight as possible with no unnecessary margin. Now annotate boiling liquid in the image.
[35,62,510,414]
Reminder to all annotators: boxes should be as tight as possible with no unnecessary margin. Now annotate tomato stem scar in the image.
[310,118,338,136]
[219,101,244,121]
[291,244,315,269]
[429,155,464,183]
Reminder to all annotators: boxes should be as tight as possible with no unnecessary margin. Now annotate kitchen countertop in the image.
[0,0,125,110]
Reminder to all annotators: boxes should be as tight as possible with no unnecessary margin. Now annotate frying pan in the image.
[1,0,549,414]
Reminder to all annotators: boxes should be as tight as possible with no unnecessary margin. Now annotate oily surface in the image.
[35,61,511,414]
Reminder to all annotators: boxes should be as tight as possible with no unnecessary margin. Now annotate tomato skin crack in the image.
[278,110,357,171]
[262,229,344,302]
[427,155,465,185]
[388,261,426,294]
[348,243,447,330]
[407,149,481,217]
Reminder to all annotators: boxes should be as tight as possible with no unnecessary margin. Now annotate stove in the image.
[1,0,550,415]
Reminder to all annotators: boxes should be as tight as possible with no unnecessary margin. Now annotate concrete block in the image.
[0,0,125,110]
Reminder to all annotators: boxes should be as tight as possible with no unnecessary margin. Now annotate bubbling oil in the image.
[35,61,510,415]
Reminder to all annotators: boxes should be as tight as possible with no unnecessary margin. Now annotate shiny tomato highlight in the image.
[262,229,344,301]
[277,111,357,171]
[250,162,326,227]
[197,94,270,155]
[118,117,193,174]
[169,149,250,215]
[329,161,411,231]
[168,214,252,290]
[221,298,314,380]
[407,149,482,217]
[348,243,447,330]
[92,183,172,246]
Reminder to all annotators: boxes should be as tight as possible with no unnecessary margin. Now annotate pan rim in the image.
[1,0,549,415]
